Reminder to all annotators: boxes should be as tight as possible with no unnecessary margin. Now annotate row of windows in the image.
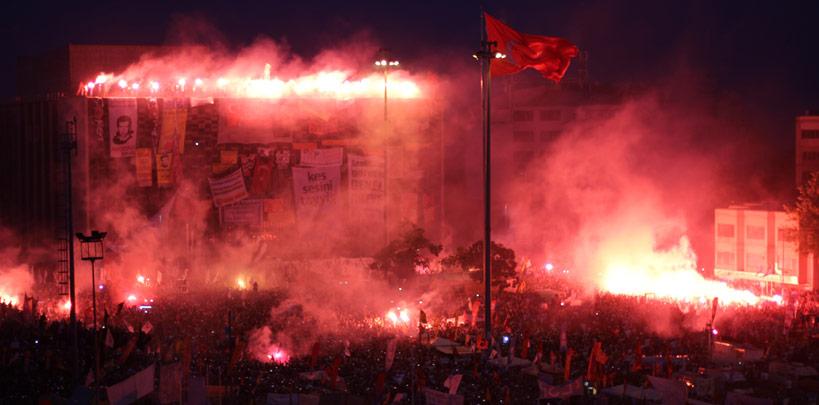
[716,251,796,273]
[512,130,562,142]
[716,224,796,241]
[512,110,577,122]
[801,129,819,139]
[804,151,819,161]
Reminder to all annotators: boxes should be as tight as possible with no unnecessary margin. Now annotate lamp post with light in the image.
[76,230,106,394]
[374,50,400,244]
[374,49,399,122]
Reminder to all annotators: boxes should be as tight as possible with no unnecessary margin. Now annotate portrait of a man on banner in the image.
[108,99,138,158]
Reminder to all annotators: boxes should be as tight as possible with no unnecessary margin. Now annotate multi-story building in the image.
[714,204,817,290]
[795,114,819,186]
[1,44,445,293]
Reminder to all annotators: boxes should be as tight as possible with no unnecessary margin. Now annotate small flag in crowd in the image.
[105,329,114,348]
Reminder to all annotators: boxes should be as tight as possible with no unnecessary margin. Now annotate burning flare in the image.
[80,67,421,100]
[598,236,760,306]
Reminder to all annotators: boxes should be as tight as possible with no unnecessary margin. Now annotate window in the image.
[746,225,765,240]
[802,130,819,139]
[539,130,561,142]
[513,131,535,142]
[804,151,819,161]
[717,224,735,238]
[777,228,796,242]
[716,252,734,267]
[539,109,561,121]
[745,253,766,272]
[512,110,534,122]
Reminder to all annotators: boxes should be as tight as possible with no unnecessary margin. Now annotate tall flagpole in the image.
[476,11,495,343]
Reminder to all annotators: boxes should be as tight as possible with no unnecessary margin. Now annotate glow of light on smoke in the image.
[599,236,760,306]
[127,294,137,302]
[80,68,421,100]
[136,275,145,284]
[61,299,72,312]
[265,347,290,365]
[0,267,35,309]
[0,293,18,307]
[385,307,411,327]
[236,277,247,290]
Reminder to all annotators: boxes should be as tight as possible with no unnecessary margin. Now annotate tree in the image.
[370,225,442,281]
[786,173,819,253]
[442,240,517,286]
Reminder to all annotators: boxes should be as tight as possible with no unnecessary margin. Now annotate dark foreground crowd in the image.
[0,279,817,404]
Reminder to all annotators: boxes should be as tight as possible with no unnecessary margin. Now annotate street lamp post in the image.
[374,49,399,122]
[76,230,107,397]
[374,50,400,244]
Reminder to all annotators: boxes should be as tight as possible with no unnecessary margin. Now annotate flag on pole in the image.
[105,329,115,348]
[484,12,579,82]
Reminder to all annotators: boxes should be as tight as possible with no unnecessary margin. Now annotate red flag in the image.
[310,341,321,368]
[484,12,579,82]
[325,357,341,389]
[563,348,574,381]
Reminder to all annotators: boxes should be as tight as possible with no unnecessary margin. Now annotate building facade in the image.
[714,204,817,290]
[795,114,819,186]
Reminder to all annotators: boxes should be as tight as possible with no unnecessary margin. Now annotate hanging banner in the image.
[249,159,273,197]
[208,168,249,208]
[299,147,343,167]
[220,199,263,227]
[217,99,292,144]
[108,98,137,158]
[348,153,385,227]
[292,165,341,221]
[159,102,187,154]
[156,153,174,187]
[263,198,296,228]
[135,148,153,187]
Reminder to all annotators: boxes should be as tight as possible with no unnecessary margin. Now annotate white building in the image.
[714,204,817,290]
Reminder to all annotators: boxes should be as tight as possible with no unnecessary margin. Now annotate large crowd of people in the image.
[0,272,817,404]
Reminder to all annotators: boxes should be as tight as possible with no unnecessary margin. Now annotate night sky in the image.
[2,0,819,175]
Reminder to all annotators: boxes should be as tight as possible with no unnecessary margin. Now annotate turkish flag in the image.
[484,12,579,82]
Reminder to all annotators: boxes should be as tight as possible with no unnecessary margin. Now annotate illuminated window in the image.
[777,228,796,242]
[801,130,819,139]
[716,252,734,267]
[745,253,766,272]
[746,226,765,240]
[717,224,735,238]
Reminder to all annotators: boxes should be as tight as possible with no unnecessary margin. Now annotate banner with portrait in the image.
[108,98,137,158]
[156,152,174,187]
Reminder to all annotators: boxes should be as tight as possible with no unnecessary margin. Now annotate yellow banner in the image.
[159,103,187,154]
[135,148,153,187]
[156,153,174,187]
